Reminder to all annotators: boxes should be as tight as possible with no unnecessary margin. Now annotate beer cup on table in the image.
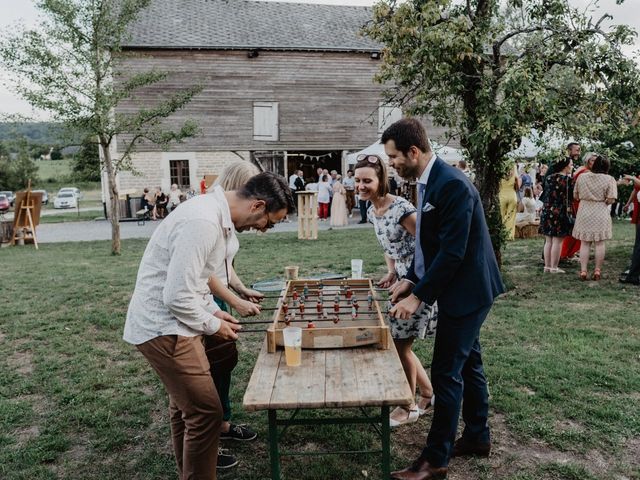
[283,326,302,367]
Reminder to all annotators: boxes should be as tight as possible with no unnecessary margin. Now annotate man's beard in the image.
[397,163,420,181]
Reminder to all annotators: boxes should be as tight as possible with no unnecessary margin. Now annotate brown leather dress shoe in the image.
[451,437,491,458]
[390,457,448,480]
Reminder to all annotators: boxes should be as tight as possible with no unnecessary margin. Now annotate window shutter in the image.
[378,103,402,134]
[253,102,279,141]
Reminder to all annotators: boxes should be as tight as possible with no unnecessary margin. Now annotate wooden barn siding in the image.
[114,50,455,152]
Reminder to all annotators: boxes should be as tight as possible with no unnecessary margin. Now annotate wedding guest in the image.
[516,187,537,224]
[620,174,640,285]
[317,175,332,221]
[167,184,182,213]
[342,169,356,216]
[154,187,168,219]
[572,155,617,280]
[354,153,437,427]
[329,175,349,227]
[499,163,520,240]
[539,157,574,273]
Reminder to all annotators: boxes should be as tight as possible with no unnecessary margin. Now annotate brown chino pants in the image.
[138,335,222,480]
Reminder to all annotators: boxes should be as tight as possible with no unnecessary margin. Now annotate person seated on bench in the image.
[139,188,154,220]
[516,187,538,224]
[153,187,168,220]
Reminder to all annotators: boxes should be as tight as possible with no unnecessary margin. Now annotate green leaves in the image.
[365,0,640,255]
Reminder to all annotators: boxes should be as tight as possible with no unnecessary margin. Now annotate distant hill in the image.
[0,122,63,145]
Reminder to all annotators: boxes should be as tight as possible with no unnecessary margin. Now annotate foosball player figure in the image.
[367,292,373,309]
[292,290,299,301]
[316,300,323,314]
[282,301,289,315]
[284,314,291,327]
[299,301,305,314]
[307,319,316,328]
[303,283,309,298]
[352,299,359,319]
[333,299,340,314]
[332,315,340,324]
[292,298,299,311]
[345,286,353,300]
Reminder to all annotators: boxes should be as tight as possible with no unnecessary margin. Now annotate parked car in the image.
[57,187,82,200]
[32,189,49,205]
[0,194,9,213]
[0,190,15,206]
[54,192,78,209]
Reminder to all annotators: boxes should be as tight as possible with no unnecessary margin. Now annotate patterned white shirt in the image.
[123,187,233,345]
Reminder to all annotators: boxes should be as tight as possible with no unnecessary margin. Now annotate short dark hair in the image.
[354,155,389,197]
[238,172,295,214]
[380,118,431,155]
[552,157,572,174]
[458,159,467,169]
[567,142,580,150]
[591,155,610,174]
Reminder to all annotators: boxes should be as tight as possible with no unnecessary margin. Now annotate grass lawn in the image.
[1,224,639,480]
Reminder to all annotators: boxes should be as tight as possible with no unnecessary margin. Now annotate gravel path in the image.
[34,214,371,243]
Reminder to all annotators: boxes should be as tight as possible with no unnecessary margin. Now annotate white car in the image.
[54,192,78,209]
[57,187,82,200]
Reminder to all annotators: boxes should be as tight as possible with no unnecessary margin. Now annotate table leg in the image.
[381,405,391,479]
[268,409,281,480]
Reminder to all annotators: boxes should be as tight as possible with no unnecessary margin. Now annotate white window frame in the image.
[253,102,279,141]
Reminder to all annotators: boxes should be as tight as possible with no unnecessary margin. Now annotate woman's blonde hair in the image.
[215,161,260,191]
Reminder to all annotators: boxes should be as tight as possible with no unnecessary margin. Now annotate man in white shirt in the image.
[288,171,299,190]
[124,172,294,480]
[342,169,356,216]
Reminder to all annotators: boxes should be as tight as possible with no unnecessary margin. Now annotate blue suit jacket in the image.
[406,157,504,317]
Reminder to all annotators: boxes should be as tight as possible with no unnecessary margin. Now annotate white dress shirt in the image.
[123,187,233,345]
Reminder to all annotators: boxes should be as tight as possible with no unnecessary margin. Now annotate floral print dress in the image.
[368,197,437,340]
[539,173,573,237]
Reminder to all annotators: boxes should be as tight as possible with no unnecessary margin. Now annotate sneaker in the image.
[216,448,238,470]
[389,406,419,427]
[220,423,258,442]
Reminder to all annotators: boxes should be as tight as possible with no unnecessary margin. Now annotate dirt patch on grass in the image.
[13,425,41,446]
[393,412,628,479]
[7,350,34,375]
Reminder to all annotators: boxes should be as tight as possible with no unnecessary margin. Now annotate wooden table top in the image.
[243,340,413,411]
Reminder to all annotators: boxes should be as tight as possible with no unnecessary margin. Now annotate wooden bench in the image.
[243,339,412,479]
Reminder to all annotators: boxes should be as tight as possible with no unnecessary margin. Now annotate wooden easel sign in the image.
[11,181,42,249]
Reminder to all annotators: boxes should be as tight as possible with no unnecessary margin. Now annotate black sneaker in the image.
[220,423,258,442]
[216,448,238,470]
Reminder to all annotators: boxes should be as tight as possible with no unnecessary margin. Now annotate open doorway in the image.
[286,150,342,184]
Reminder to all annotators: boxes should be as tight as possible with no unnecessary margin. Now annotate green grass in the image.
[38,211,104,224]
[1,225,639,479]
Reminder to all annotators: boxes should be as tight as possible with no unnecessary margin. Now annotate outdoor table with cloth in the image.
[243,339,413,479]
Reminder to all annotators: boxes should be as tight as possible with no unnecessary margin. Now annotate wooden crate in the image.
[266,278,390,353]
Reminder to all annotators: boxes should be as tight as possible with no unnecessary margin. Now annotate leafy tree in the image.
[72,141,101,181]
[1,0,201,254]
[365,0,640,262]
[11,138,41,189]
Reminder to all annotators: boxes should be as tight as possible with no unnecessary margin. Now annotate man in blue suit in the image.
[385,119,504,480]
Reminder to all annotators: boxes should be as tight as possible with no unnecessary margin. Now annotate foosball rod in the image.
[259,292,390,300]
[239,314,389,325]
[259,307,385,313]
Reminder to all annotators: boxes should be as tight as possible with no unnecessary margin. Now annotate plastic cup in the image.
[351,259,363,279]
[283,327,302,367]
[284,265,299,281]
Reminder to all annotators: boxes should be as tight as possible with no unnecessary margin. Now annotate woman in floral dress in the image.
[539,157,574,273]
[354,154,437,428]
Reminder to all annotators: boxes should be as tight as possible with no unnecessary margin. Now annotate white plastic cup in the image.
[283,327,302,367]
[351,259,364,279]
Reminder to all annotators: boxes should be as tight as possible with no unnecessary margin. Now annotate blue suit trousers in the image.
[421,304,492,467]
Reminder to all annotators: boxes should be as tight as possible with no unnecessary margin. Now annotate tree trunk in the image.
[101,140,121,255]
[473,153,504,267]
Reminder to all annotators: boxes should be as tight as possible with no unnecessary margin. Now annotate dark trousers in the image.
[421,304,492,468]
[628,222,640,280]
[359,199,368,222]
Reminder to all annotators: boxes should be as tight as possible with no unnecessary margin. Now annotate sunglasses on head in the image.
[357,154,381,164]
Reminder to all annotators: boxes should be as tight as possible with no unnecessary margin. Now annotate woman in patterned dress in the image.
[354,154,437,427]
[573,155,617,280]
[539,157,574,273]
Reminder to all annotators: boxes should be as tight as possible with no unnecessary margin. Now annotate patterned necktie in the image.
[414,183,426,278]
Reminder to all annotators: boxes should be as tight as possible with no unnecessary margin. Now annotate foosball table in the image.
[266,278,391,353]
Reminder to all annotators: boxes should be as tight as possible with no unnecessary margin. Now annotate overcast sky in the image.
[1,0,638,120]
